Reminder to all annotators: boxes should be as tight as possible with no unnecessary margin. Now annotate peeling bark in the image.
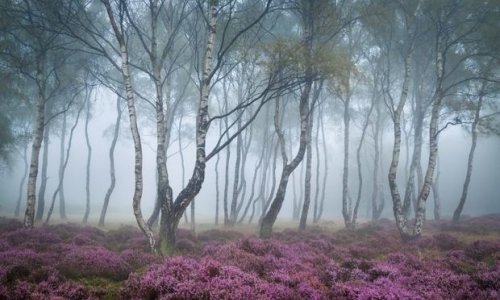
[35,122,50,221]
[387,53,412,240]
[102,0,156,252]
[24,54,46,228]
[15,144,29,217]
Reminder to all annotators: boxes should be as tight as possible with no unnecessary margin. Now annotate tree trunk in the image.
[352,99,375,226]
[403,101,424,218]
[260,65,312,238]
[299,118,313,230]
[432,152,441,220]
[300,80,322,230]
[158,1,217,255]
[58,112,68,219]
[46,101,84,224]
[413,93,441,236]
[15,144,29,217]
[312,110,321,223]
[83,93,92,224]
[248,129,272,225]
[229,120,242,226]
[46,111,68,223]
[372,98,384,220]
[99,95,122,226]
[223,142,231,225]
[314,113,328,223]
[412,36,447,237]
[102,0,156,252]
[35,122,50,221]
[24,55,46,228]
[235,124,251,218]
[238,128,265,224]
[215,150,220,225]
[387,53,412,240]
[453,86,484,222]
[222,79,231,225]
[342,92,352,228]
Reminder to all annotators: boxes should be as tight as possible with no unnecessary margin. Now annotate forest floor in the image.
[0,215,499,299]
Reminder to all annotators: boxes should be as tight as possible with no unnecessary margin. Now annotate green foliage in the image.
[261,37,353,89]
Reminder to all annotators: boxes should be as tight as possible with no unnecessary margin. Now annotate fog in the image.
[1,88,499,225]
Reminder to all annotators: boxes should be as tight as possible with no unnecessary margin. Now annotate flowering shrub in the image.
[464,240,500,260]
[58,245,131,280]
[0,214,499,298]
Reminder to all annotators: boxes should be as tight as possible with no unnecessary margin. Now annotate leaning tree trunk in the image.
[453,86,484,222]
[47,112,69,222]
[83,93,92,224]
[102,0,156,252]
[99,95,122,226]
[238,127,266,224]
[35,122,50,221]
[24,56,46,228]
[260,65,312,237]
[45,101,84,224]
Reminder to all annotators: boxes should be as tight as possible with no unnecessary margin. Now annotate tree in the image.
[0,0,77,228]
[99,93,123,226]
[260,0,316,238]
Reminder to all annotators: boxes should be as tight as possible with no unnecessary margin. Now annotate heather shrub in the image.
[119,249,158,269]
[121,257,298,299]
[58,245,131,280]
[0,216,499,299]
[0,248,55,270]
[0,218,22,234]
[475,262,500,290]
[2,227,62,251]
[175,237,200,254]
[331,278,418,300]
[105,225,146,251]
[464,240,500,260]
[433,233,462,250]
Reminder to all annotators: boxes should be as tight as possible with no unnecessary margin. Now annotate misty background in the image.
[1,87,499,224]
